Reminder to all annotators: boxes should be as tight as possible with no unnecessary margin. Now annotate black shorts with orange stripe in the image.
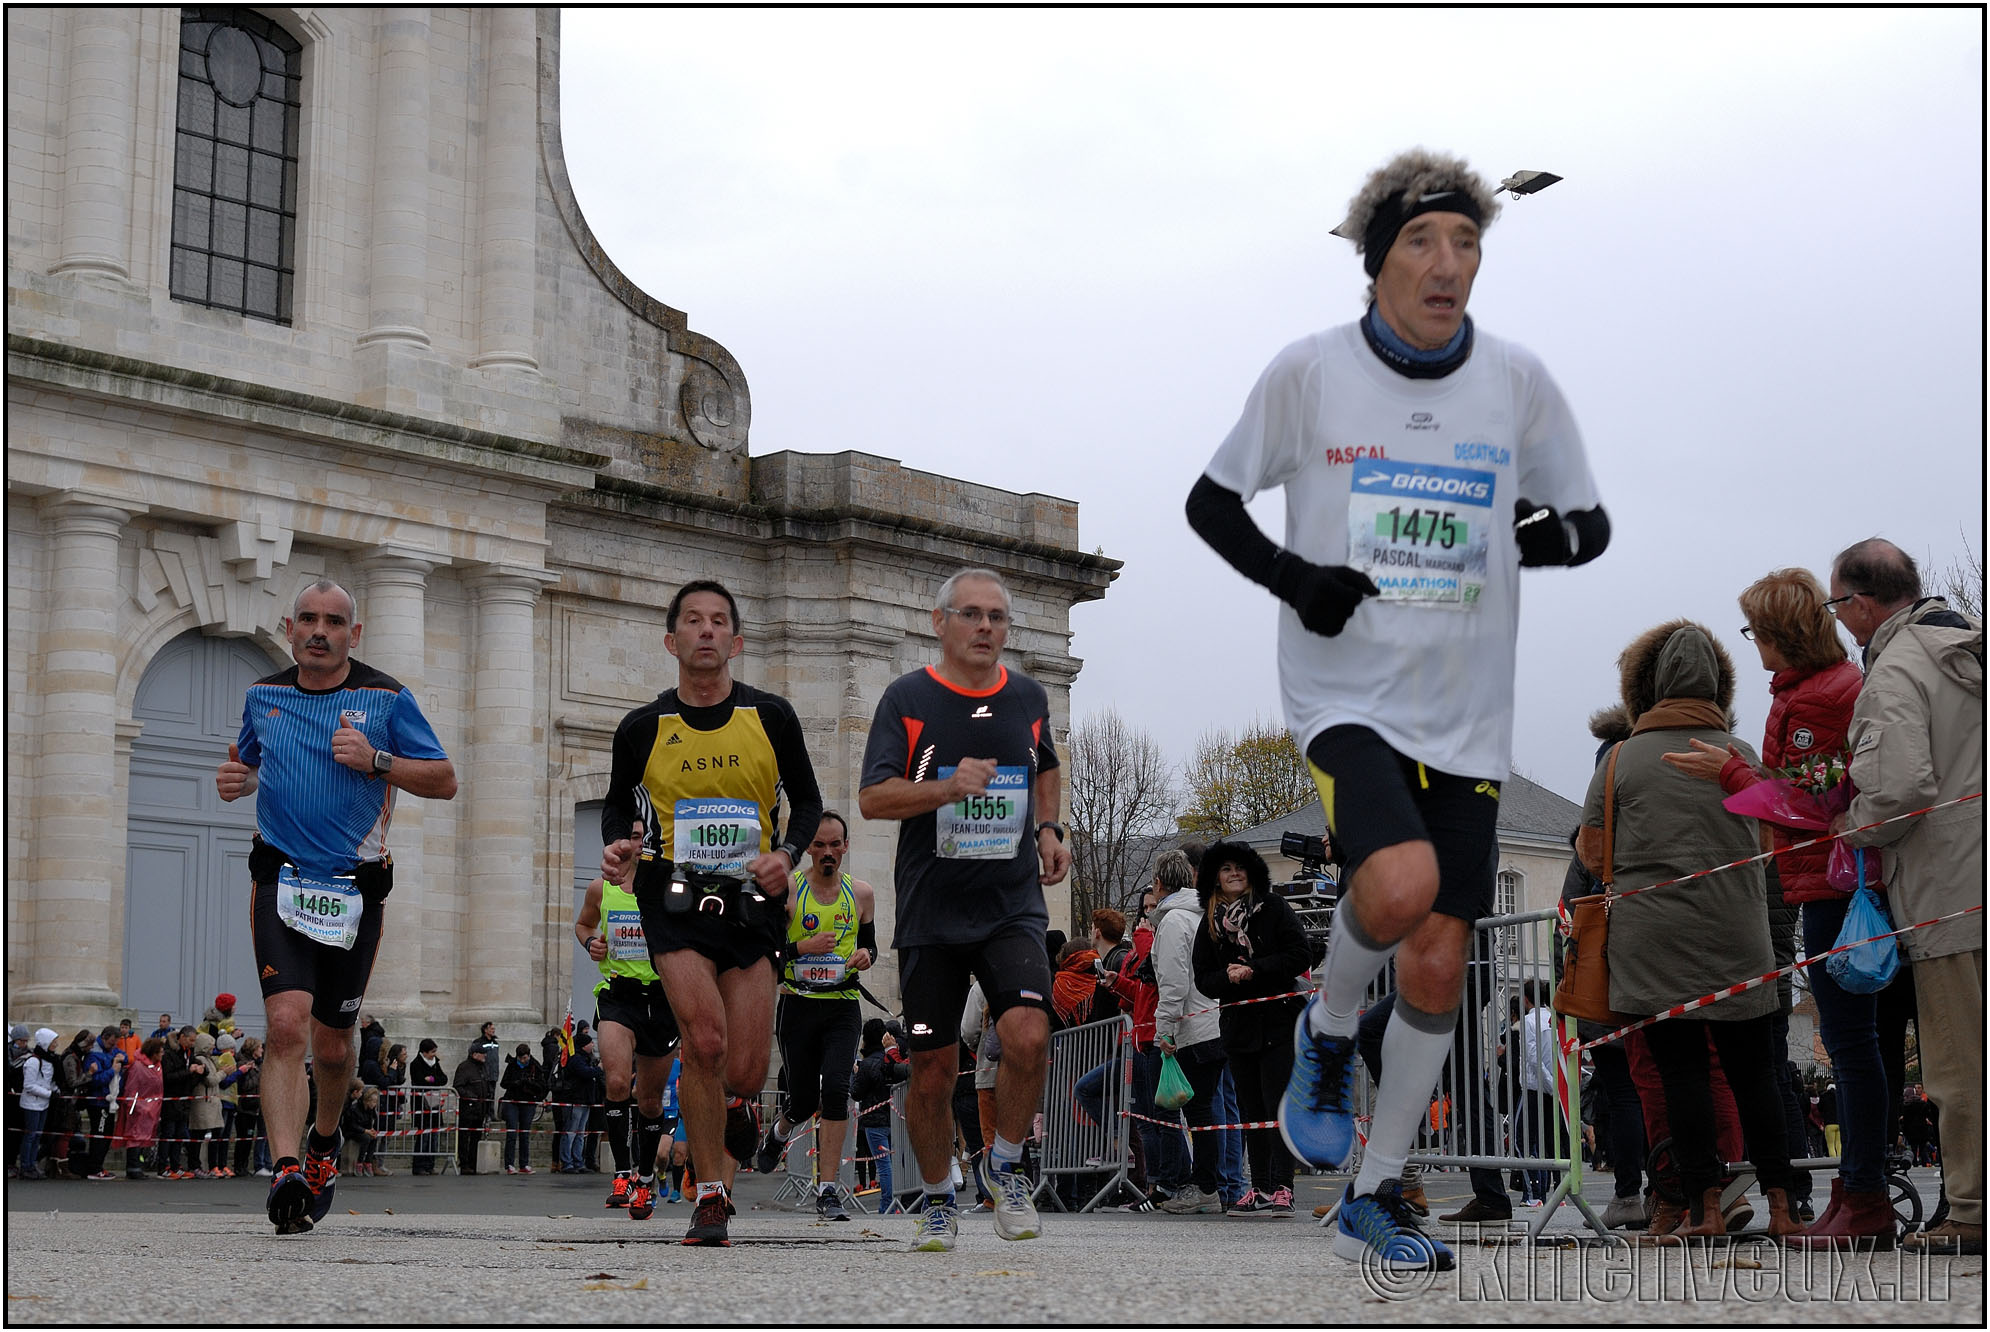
[249,838,389,1029]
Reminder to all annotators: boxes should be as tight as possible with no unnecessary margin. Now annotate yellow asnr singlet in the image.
[640,704,783,875]
[782,871,860,999]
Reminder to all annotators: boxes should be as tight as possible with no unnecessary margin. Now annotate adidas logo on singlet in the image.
[666,733,682,744]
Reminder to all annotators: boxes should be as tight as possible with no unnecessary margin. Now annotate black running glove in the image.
[1270,553,1379,637]
[1513,497,1573,567]
[1513,497,1612,567]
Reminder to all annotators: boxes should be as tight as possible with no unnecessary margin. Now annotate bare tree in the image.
[1178,717,1314,841]
[1935,529,1983,620]
[1066,708,1180,925]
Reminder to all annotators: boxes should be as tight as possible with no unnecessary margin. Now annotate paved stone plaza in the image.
[6,1166,1976,1323]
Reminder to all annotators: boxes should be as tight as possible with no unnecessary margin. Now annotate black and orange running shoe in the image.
[683,1188,730,1246]
[302,1132,341,1225]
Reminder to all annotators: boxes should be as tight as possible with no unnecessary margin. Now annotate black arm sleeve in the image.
[760,698,823,857]
[600,710,649,851]
[1185,473,1285,590]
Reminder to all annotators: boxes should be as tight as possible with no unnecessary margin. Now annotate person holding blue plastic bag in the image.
[1829,537,1984,1256]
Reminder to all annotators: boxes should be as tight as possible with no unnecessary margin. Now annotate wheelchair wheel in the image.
[1645,1138,1685,1204]
[1886,1170,1922,1238]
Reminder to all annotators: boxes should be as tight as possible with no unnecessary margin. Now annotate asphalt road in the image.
[5,1163,1976,1323]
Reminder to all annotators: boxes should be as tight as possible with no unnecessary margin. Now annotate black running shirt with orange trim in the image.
[861,664,1058,948]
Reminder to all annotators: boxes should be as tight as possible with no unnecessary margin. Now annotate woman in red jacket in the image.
[1664,568,1894,1246]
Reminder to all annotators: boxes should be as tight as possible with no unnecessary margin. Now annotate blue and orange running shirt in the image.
[236,659,449,876]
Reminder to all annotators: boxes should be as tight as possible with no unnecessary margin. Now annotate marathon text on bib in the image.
[1346,458,1496,609]
[935,764,1029,860]
[605,908,648,962]
[673,796,761,875]
[275,864,364,950]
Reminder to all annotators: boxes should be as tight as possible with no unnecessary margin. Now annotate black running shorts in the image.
[593,976,681,1059]
[1304,724,1500,924]
[633,876,783,976]
[248,839,389,1030]
[898,922,1054,1054]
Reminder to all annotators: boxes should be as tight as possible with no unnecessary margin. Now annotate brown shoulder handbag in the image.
[1553,744,1631,1025]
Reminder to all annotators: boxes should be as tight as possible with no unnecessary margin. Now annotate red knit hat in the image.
[215,993,236,1012]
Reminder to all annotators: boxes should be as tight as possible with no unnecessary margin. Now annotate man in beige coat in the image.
[1831,537,1984,1255]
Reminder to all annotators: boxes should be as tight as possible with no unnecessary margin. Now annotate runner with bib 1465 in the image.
[215,578,457,1236]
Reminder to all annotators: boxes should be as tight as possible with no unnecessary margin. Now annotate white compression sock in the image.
[1309,899,1398,1039]
[1352,998,1458,1198]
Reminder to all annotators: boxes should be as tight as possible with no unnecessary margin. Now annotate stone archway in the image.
[122,630,281,1033]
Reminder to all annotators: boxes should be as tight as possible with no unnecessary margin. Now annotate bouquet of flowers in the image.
[1721,749,1855,831]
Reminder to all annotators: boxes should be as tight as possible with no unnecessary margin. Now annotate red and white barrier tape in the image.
[1562,902,1984,1056]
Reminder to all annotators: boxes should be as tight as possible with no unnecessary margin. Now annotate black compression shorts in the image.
[898,922,1054,1054]
[775,995,862,1121]
[249,840,389,1030]
[1305,724,1500,924]
[593,976,681,1059]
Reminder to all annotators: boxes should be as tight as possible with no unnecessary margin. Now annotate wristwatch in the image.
[1036,820,1067,843]
[372,749,395,775]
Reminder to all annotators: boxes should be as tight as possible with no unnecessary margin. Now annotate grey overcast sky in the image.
[559,8,1984,806]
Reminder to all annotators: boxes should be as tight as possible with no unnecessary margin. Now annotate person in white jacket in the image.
[1147,851,1230,1215]
[15,1028,60,1179]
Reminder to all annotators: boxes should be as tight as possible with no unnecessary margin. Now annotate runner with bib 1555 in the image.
[859,567,1071,1253]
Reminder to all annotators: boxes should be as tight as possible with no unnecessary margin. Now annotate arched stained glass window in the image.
[171,8,301,324]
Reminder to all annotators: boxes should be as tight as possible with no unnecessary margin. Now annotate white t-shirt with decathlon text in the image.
[1203,321,1601,781]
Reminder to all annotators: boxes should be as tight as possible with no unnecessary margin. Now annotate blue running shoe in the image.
[1278,1005,1359,1169]
[1333,1180,1455,1271]
[266,1163,314,1234]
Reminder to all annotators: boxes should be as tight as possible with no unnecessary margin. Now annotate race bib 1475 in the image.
[1346,458,1496,609]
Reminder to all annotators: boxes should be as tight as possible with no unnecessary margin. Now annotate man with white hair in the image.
[859,567,1072,1252]
[216,578,457,1233]
[1187,149,1609,1272]
[1829,536,1983,1256]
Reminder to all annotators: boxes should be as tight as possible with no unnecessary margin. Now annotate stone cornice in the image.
[6,335,609,491]
[566,479,1121,599]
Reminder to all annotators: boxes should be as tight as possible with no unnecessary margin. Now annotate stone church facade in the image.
[6,7,1116,1042]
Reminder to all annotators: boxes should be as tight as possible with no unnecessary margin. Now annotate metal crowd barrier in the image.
[373,1085,458,1170]
[1035,1015,1142,1212]
[1337,907,1597,1240]
[887,1081,920,1211]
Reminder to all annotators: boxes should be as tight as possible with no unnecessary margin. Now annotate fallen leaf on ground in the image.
[582,1278,649,1292]
[1716,1256,1764,1270]
[585,1273,618,1280]
[383,1208,394,1215]
[974,1270,1034,1278]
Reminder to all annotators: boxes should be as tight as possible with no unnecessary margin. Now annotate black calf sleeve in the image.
[604,1099,632,1174]
[635,1110,668,1180]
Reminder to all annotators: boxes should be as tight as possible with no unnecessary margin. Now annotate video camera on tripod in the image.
[1271,830,1340,957]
